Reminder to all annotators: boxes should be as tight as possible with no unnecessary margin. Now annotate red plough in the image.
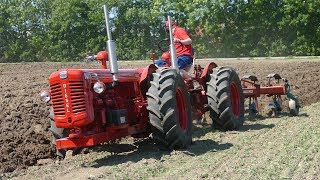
[241,74,299,116]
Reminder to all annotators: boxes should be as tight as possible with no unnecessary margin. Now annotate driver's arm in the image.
[173,28,192,45]
[174,38,192,45]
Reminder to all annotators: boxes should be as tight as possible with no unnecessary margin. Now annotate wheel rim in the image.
[176,87,188,131]
[230,82,241,117]
[289,99,299,115]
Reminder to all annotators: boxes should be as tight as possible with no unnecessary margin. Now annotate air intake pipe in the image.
[103,5,118,86]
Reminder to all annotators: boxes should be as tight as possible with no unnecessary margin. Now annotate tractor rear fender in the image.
[139,64,158,83]
[139,64,158,98]
[200,62,218,84]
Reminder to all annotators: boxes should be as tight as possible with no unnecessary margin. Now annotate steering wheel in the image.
[157,38,184,54]
[157,38,170,52]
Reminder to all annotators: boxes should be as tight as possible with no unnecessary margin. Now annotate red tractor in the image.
[40,5,298,157]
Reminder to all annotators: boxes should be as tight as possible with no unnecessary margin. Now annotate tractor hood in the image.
[49,68,143,84]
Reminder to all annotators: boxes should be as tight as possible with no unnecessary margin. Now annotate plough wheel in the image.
[207,67,245,131]
[147,68,192,149]
[289,99,299,116]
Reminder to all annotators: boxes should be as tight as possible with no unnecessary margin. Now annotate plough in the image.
[241,73,300,116]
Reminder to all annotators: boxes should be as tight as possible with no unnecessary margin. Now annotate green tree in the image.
[45,0,98,61]
[279,0,320,56]
[0,0,50,62]
[1,0,320,62]
[111,0,162,60]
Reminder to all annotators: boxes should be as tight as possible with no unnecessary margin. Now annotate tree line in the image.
[0,0,319,62]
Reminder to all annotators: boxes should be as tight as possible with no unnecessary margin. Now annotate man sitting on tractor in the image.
[155,19,193,70]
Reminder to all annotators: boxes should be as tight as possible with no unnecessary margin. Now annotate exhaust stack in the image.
[103,5,118,85]
[167,16,179,70]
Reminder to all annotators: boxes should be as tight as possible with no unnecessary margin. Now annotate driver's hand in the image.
[174,38,181,43]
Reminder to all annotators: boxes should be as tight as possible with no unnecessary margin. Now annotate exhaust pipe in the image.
[103,5,118,85]
[167,16,179,70]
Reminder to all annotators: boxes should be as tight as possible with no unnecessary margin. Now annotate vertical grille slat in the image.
[50,83,65,116]
[69,81,86,114]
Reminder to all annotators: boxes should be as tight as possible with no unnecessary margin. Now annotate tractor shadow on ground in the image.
[192,122,214,138]
[245,114,267,121]
[298,113,309,117]
[84,134,231,169]
[245,111,309,121]
[279,112,309,117]
[83,138,169,168]
[191,119,274,135]
[239,123,275,132]
[184,140,233,156]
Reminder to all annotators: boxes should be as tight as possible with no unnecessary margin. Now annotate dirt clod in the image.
[33,124,44,134]
[37,158,54,166]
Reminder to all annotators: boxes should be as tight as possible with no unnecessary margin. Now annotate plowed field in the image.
[0,58,320,178]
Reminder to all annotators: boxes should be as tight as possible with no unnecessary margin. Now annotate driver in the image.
[155,19,193,70]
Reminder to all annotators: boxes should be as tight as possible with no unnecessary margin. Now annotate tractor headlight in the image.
[93,82,106,94]
[40,90,51,103]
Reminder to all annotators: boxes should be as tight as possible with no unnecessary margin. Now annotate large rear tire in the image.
[147,68,192,149]
[207,67,245,131]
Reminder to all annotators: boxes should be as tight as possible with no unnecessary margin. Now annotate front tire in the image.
[49,107,68,158]
[207,67,245,131]
[147,69,192,149]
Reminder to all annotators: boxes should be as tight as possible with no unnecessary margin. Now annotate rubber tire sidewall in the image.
[207,67,245,131]
[147,68,192,149]
[49,106,68,158]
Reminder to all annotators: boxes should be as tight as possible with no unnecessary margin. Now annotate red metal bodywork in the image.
[49,65,156,149]
[176,87,188,131]
[241,78,286,111]
[49,70,95,128]
[230,82,241,117]
[242,79,286,98]
[96,51,108,69]
[187,63,218,120]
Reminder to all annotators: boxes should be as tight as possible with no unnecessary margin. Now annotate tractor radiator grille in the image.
[50,83,65,116]
[69,81,86,114]
[50,81,86,116]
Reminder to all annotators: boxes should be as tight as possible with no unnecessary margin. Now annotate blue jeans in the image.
[155,55,193,69]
